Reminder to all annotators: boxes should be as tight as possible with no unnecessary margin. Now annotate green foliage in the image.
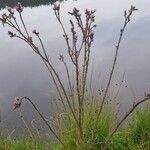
[129,105,150,149]
[110,132,131,150]
[53,104,113,150]
[54,104,150,150]
[82,105,112,150]
[0,138,52,150]
[0,105,149,150]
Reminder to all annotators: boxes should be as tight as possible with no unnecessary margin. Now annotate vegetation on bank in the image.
[0,2,149,150]
[0,0,61,9]
[0,105,150,150]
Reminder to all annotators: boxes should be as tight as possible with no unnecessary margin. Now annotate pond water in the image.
[0,0,150,131]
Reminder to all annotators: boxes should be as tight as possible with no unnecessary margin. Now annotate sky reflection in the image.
[0,0,150,128]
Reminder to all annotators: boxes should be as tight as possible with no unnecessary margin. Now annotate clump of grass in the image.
[53,103,150,150]
[129,105,150,149]
[110,132,132,150]
[53,103,114,150]
[52,101,150,150]
[0,104,149,150]
[82,104,112,150]
[0,136,55,150]
[49,101,112,149]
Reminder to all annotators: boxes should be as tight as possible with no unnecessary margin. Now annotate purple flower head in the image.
[8,31,15,38]
[33,29,39,36]
[53,3,60,11]
[69,7,80,16]
[73,7,80,16]
[85,9,96,20]
[130,5,138,11]
[15,2,24,13]
[85,9,90,16]
[13,97,22,110]
[73,7,79,13]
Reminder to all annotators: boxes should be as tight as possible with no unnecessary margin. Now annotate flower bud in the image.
[15,2,24,13]
[33,29,39,36]
[13,97,22,110]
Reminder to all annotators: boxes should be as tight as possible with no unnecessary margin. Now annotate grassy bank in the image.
[0,104,149,150]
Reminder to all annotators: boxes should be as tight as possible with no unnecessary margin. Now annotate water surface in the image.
[0,0,150,131]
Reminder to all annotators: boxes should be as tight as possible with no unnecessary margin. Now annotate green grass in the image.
[129,106,150,149]
[52,103,113,150]
[0,104,149,150]
[0,137,53,150]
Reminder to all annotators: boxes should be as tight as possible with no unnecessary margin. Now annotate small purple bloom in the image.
[15,2,24,13]
[53,3,60,11]
[13,97,22,110]
[8,31,15,38]
[33,29,39,36]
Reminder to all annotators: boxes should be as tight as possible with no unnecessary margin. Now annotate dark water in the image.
[0,0,150,132]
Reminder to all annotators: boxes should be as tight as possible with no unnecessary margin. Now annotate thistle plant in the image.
[0,2,96,145]
[0,2,149,149]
